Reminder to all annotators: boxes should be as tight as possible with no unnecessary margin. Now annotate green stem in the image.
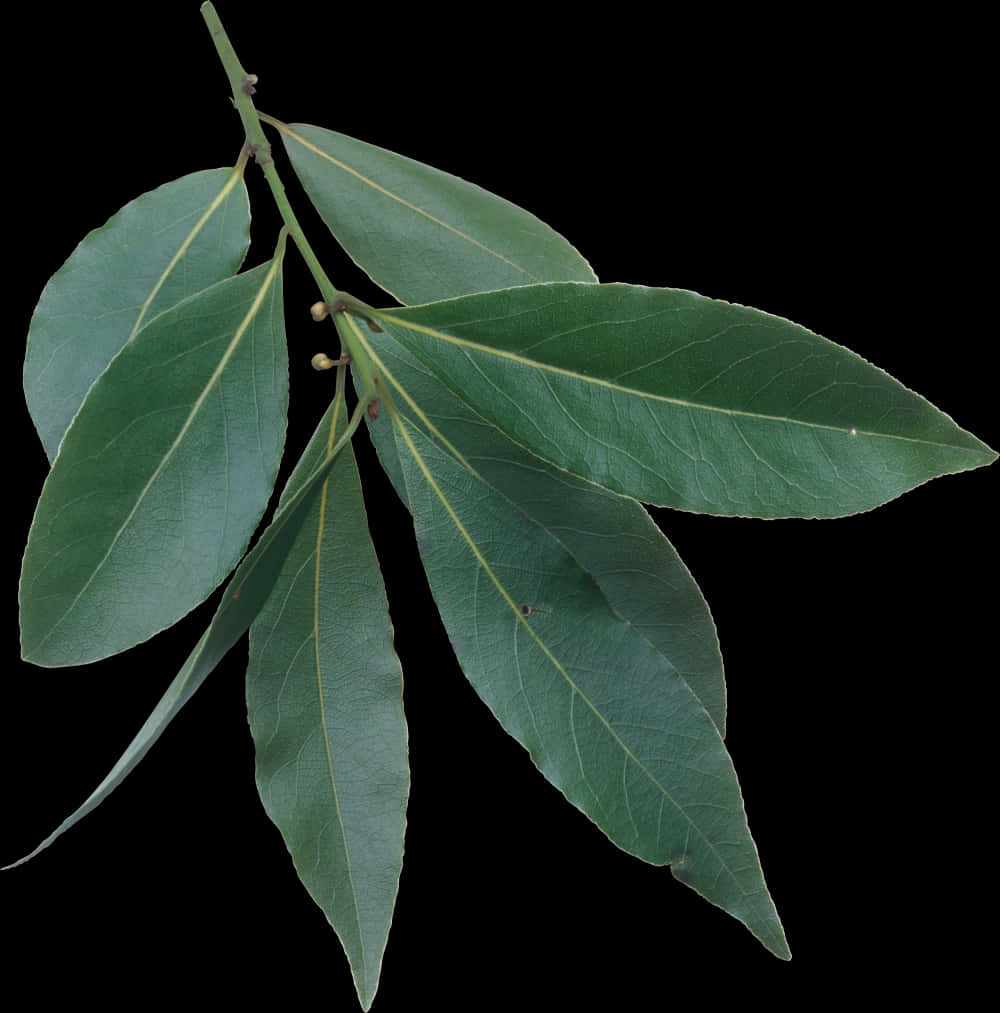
[199,1,377,393]
[299,387,373,493]
[340,312,397,420]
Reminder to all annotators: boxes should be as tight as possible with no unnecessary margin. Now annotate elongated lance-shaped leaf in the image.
[247,396,408,1012]
[350,319,726,733]
[24,166,251,461]
[304,135,725,730]
[372,283,997,518]
[297,123,726,718]
[272,119,596,304]
[5,391,367,870]
[20,252,288,668]
[387,412,788,958]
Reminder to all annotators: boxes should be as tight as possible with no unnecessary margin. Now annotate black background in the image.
[5,4,995,1007]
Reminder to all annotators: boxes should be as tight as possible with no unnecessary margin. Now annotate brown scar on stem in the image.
[331,298,384,332]
[242,73,258,95]
[246,141,272,166]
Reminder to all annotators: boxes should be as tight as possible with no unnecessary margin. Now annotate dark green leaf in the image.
[354,322,726,733]
[20,256,287,667]
[5,389,363,869]
[24,166,251,461]
[374,283,997,518]
[275,120,596,304]
[388,413,788,958]
[247,397,408,1012]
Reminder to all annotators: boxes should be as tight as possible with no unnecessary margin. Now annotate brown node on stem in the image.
[245,141,272,165]
[242,73,258,95]
[331,298,384,333]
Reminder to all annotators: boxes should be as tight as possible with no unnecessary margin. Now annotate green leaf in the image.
[5,388,366,870]
[354,322,726,734]
[388,412,788,958]
[305,134,726,730]
[247,396,408,1012]
[24,166,251,461]
[274,120,596,304]
[373,283,997,518]
[19,255,288,667]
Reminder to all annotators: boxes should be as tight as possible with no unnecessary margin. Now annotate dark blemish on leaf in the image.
[519,603,550,616]
[367,399,381,422]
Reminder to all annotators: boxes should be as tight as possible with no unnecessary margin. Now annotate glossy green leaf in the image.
[5,396,364,869]
[20,256,288,667]
[24,166,251,461]
[274,120,596,304]
[388,412,788,958]
[352,320,726,733]
[247,396,408,1012]
[373,283,997,518]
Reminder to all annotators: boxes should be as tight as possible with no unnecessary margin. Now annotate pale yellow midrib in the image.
[279,122,540,282]
[377,312,981,451]
[343,315,473,474]
[127,165,245,343]
[312,399,368,995]
[392,413,756,902]
[31,258,281,658]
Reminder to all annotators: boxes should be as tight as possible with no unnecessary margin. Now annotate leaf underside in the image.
[278,121,596,304]
[25,89,997,997]
[382,411,788,958]
[6,381,366,870]
[247,398,408,1012]
[375,283,996,518]
[288,120,791,964]
[261,118,759,988]
[356,323,726,734]
[24,166,251,461]
[20,259,287,667]
[288,125,727,726]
